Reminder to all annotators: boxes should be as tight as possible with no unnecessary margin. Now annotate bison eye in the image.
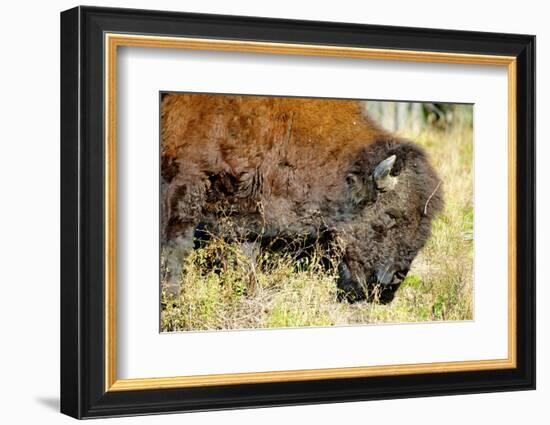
[346,172,377,207]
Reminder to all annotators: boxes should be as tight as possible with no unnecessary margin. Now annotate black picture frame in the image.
[60,5,535,419]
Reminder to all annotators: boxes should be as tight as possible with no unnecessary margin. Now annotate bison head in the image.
[337,139,443,304]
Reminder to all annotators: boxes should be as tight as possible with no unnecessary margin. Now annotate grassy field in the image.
[160,106,474,332]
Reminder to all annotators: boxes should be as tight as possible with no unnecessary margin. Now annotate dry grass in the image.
[160,107,473,332]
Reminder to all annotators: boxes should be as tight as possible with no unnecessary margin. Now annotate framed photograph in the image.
[60,6,535,419]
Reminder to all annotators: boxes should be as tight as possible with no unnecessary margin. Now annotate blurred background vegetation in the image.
[161,100,474,332]
[363,100,473,134]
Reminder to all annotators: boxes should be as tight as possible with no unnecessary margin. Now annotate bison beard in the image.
[161,94,443,304]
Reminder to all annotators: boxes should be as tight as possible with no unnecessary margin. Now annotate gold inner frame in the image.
[104,33,517,392]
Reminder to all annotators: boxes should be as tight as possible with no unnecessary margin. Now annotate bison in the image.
[161,93,443,304]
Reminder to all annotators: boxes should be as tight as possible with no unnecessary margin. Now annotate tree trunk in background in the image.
[381,101,397,132]
[396,102,409,132]
[410,103,423,134]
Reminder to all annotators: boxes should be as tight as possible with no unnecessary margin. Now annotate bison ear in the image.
[373,155,397,192]
[346,172,367,206]
[346,172,362,188]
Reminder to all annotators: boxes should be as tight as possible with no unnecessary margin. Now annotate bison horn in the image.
[373,155,397,191]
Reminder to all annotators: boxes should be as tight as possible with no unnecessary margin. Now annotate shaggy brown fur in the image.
[161,93,443,303]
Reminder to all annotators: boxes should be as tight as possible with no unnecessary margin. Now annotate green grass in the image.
[161,109,474,332]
